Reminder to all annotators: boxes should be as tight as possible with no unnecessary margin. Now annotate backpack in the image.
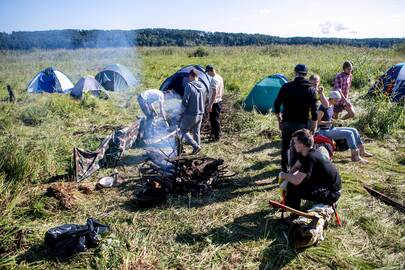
[44,217,108,258]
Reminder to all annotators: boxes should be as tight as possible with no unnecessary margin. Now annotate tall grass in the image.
[355,96,405,139]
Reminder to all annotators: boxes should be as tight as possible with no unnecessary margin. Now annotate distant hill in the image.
[0,29,404,50]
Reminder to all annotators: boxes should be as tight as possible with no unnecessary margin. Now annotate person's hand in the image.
[276,114,283,131]
[317,86,324,94]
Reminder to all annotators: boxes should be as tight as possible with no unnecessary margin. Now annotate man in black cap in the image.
[274,64,318,172]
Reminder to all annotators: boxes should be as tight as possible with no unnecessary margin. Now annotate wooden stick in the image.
[363,185,405,213]
[6,85,15,103]
[269,200,319,219]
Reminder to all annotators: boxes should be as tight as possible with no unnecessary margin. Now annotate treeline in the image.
[0,29,404,50]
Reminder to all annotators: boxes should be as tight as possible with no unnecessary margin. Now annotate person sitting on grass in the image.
[317,90,373,163]
[279,129,342,213]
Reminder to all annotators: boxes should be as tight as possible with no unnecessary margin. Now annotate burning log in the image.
[136,154,228,206]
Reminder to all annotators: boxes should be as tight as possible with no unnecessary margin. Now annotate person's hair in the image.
[343,61,353,70]
[292,129,314,148]
[309,74,320,81]
[189,68,199,78]
[205,65,214,72]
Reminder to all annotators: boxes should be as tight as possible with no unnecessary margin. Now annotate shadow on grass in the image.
[119,167,280,211]
[175,209,298,269]
[243,141,281,154]
[16,243,80,265]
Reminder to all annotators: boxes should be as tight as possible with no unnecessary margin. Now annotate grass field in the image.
[0,46,404,270]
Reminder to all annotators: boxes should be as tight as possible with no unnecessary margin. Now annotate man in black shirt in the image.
[274,64,318,172]
[279,129,341,211]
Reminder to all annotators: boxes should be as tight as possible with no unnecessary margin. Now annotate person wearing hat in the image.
[333,61,355,120]
[206,64,224,141]
[317,90,372,163]
[179,69,207,154]
[274,64,318,172]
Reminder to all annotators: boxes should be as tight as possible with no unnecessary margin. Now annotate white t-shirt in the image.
[140,89,164,104]
[210,74,224,103]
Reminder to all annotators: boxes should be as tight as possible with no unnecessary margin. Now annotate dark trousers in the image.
[281,122,308,172]
[209,102,222,139]
[285,181,341,211]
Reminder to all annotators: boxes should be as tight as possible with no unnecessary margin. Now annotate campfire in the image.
[136,153,228,207]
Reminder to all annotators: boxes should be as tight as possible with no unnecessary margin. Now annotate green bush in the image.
[189,46,209,57]
[355,96,405,138]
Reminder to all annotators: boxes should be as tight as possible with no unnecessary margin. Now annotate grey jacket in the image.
[182,80,206,115]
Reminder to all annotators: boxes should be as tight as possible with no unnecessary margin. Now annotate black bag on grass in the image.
[44,217,108,258]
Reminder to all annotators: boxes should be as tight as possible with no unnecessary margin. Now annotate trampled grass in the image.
[0,46,404,269]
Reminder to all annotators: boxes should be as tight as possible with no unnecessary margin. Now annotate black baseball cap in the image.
[294,64,308,74]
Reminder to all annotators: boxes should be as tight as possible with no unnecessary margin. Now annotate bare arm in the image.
[280,171,307,186]
[318,86,329,107]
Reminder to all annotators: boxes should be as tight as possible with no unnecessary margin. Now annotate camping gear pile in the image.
[269,200,335,249]
[44,218,109,258]
[136,154,227,207]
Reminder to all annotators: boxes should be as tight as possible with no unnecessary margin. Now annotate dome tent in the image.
[243,74,288,114]
[95,64,137,91]
[70,76,108,99]
[27,67,74,93]
[159,65,211,96]
[369,62,405,103]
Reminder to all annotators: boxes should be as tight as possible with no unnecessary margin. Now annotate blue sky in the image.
[0,0,404,38]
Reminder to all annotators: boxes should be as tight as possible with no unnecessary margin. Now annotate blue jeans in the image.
[318,127,363,150]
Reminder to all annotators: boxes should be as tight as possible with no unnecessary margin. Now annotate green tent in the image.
[243,74,288,114]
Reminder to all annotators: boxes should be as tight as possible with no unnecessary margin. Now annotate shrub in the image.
[189,47,209,57]
[355,96,405,138]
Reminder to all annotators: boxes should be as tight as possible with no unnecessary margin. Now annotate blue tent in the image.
[159,65,211,96]
[95,64,137,91]
[243,74,288,114]
[27,67,74,93]
[369,62,405,102]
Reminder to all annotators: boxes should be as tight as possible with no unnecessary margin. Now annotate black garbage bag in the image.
[44,217,109,258]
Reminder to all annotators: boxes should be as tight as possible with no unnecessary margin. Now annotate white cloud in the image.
[258,8,271,15]
[319,21,354,36]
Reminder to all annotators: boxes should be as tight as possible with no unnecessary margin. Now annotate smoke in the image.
[142,91,183,172]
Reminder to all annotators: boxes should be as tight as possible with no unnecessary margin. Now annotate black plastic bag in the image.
[44,217,109,258]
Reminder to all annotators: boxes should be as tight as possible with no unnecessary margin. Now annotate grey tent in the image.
[95,64,137,91]
[70,76,108,99]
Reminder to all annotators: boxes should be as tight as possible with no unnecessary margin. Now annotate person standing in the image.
[274,64,318,172]
[179,69,207,154]
[333,61,355,120]
[206,64,224,141]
